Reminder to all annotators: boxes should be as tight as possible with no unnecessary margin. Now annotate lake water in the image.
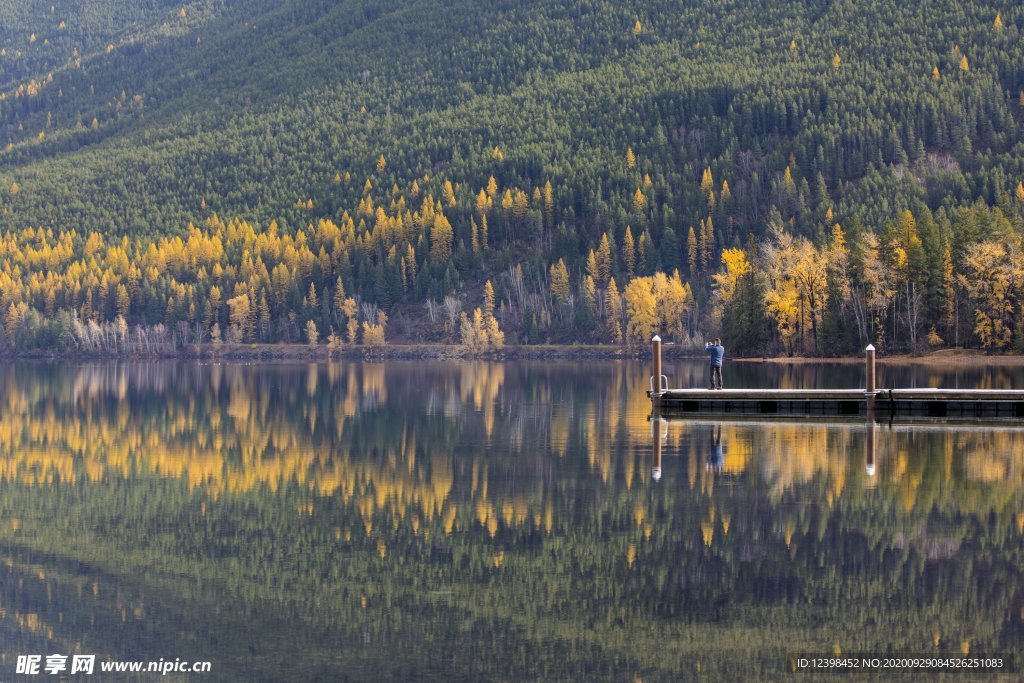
[0,360,1021,680]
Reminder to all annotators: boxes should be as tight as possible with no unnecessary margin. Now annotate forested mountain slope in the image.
[0,0,1023,352]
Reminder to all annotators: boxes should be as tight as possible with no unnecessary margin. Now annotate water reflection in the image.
[650,417,666,481]
[0,361,1021,681]
[866,421,876,479]
[707,424,724,473]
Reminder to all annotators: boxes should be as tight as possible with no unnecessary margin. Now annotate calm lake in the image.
[0,360,1021,681]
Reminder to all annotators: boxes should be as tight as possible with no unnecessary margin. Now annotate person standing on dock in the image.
[705,338,725,389]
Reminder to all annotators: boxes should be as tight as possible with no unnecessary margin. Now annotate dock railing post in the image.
[652,335,662,390]
[864,344,877,417]
[651,335,663,415]
[865,344,876,393]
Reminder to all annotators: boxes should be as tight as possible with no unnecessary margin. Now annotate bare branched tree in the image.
[442,295,462,331]
[424,299,439,323]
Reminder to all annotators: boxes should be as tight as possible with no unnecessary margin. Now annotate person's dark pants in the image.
[709,365,723,389]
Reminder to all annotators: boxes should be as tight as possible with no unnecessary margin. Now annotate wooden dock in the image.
[647,337,1024,420]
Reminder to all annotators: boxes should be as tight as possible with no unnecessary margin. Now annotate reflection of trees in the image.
[0,362,1021,680]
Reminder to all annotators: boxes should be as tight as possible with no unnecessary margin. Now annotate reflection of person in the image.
[707,424,724,472]
[705,338,725,389]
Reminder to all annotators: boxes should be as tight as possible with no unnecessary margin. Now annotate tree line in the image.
[2,165,1023,354]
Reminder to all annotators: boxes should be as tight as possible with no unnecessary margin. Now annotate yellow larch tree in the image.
[652,271,692,340]
[712,248,752,304]
[543,180,554,224]
[782,165,797,198]
[623,277,659,345]
[227,293,252,342]
[582,274,597,317]
[473,279,503,349]
[826,224,852,303]
[957,241,1020,351]
[632,188,646,212]
[307,282,318,309]
[687,226,698,276]
[362,311,387,346]
[512,189,528,218]
[333,276,347,320]
[459,310,485,352]
[596,233,613,285]
[790,239,828,351]
[206,285,222,327]
[634,234,656,282]
[586,249,599,283]
[623,226,636,277]
[475,189,490,217]
[700,167,714,197]
[549,259,571,305]
[761,225,802,352]
[605,277,623,343]
[483,279,496,319]
[6,301,27,341]
[941,239,955,333]
[699,217,715,273]
[429,212,453,263]
[470,217,480,255]
[116,283,131,318]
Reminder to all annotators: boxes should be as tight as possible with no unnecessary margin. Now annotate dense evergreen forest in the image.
[1,0,1023,353]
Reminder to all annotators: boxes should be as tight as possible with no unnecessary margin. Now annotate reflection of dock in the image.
[649,415,1024,431]
[651,388,1024,419]
[647,337,1024,420]
[649,415,882,482]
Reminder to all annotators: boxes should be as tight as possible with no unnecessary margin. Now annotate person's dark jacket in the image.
[708,345,724,367]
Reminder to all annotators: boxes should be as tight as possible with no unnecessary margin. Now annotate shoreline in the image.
[4,344,1024,367]
[732,348,1024,367]
[3,343,646,363]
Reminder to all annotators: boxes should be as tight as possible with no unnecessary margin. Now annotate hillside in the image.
[0,0,1023,353]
